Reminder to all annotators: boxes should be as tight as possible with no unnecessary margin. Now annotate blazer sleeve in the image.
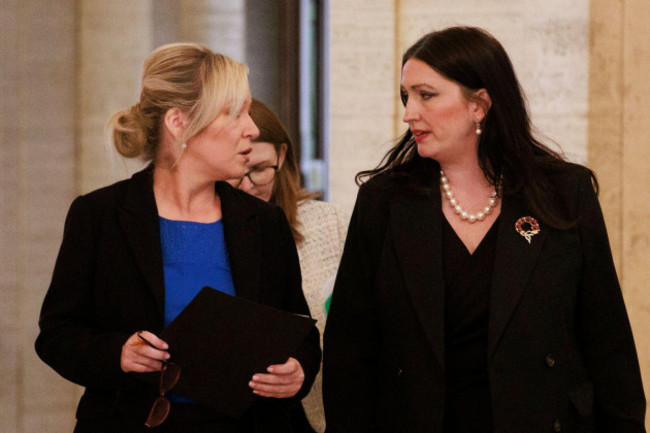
[35,195,134,390]
[323,185,385,433]
[574,172,646,431]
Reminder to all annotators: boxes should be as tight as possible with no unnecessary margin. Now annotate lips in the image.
[239,147,252,162]
[411,129,431,142]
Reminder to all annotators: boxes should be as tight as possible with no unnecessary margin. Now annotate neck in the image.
[439,159,491,190]
[153,166,221,222]
[439,160,498,224]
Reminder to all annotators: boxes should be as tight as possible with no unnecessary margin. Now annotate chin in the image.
[416,143,437,160]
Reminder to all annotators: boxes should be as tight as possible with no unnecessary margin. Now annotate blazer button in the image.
[553,419,561,431]
[545,354,556,367]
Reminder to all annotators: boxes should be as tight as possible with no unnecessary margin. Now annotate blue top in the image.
[160,217,236,326]
[159,216,236,403]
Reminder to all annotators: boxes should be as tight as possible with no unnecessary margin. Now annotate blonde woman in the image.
[232,99,349,432]
[35,44,320,433]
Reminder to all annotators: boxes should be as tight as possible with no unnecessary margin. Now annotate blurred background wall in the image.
[1,0,648,431]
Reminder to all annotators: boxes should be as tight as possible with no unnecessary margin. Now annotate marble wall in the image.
[1,1,79,431]
[0,0,648,431]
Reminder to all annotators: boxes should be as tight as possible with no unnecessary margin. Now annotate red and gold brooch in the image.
[515,216,540,244]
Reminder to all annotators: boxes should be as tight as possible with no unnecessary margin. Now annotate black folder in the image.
[160,286,316,418]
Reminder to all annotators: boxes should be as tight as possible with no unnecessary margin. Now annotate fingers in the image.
[121,331,170,373]
[137,330,169,351]
[266,357,299,374]
[249,358,305,398]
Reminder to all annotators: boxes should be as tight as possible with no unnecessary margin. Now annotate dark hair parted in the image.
[357,26,596,229]
[250,99,313,243]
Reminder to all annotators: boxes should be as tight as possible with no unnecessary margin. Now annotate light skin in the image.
[233,141,286,202]
[120,97,305,399]
[401,58,499,253]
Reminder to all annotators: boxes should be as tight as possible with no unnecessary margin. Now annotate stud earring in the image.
[475,121,482,136]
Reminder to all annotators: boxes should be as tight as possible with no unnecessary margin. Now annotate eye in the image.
[420,91,436,100]
[400,90,408,106]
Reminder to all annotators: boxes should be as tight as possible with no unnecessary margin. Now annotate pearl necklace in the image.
[440,170,498,223]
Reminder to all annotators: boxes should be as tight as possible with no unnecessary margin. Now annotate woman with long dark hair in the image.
[323,27,645,432]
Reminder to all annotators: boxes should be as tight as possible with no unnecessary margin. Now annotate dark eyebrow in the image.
[401,83,437,92]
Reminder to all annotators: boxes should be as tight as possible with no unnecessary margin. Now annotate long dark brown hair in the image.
[250,99,313,243]
[358,26,596,229]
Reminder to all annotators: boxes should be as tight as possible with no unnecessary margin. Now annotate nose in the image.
[246,116,260,140]
[402,99,419,124]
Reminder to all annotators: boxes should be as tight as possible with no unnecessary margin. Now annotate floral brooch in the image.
[515,216,540,244]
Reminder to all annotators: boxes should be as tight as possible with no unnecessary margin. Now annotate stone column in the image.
[177,0,246,62]
[0,0,77,432]
[622,2,650,427]
[327,0,397,210]
[77,0,154,194]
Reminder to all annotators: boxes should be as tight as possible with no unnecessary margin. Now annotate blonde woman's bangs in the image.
[185,55,249,138]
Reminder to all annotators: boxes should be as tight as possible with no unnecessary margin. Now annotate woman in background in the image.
[35,43,320,433]
[323,26,645,432]
[232,99,349,433]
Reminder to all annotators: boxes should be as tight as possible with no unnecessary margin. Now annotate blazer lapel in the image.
[218,182,261,303]
[118,167,166,320]
[391,191,446,370]
[488,196,547,360]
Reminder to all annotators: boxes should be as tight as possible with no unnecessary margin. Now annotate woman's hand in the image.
[249,357,305,398]
[120,330,170,373]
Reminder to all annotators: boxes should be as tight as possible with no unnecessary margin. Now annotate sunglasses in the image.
[137,332,181,428]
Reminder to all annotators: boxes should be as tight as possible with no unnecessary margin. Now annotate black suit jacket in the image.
[323,164,645,433]
[35,166,321,432]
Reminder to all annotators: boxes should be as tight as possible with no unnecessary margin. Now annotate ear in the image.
[470,88,492,123]
[163,108,188,142]
[277,143,288,169]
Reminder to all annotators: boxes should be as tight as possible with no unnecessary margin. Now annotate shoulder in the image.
[70,165,154,215]
[297,199,351,235]
[357,172,403,203]
[547,162,594,187]
[541,162,598,222]
[217,181,281,214]
[547,162,597,201]
[69,177,134,218]
[298,199,347,220]
[217,182,289,233]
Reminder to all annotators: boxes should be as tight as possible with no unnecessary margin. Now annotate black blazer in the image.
[35,166,321,432]
[323,164,646,433]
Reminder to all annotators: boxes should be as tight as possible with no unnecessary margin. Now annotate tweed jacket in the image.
[295,199,350,433]
[35,166,321,432]
[323,163,645,433]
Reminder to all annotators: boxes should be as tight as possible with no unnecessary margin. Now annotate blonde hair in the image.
[107,43,250,164]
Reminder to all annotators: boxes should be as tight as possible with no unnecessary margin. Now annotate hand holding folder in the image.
[159,286,316,418]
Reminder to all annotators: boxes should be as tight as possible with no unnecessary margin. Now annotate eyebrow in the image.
[400,83,438,92]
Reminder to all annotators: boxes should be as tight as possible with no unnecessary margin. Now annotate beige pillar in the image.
[622,1,650,427]
[589,2,650,427]
[77,0,154,194]
[0,1,78,432]
[327,0,397,210]
[177,0,246,62]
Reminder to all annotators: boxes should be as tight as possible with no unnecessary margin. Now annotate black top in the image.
[443,216,499,432]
